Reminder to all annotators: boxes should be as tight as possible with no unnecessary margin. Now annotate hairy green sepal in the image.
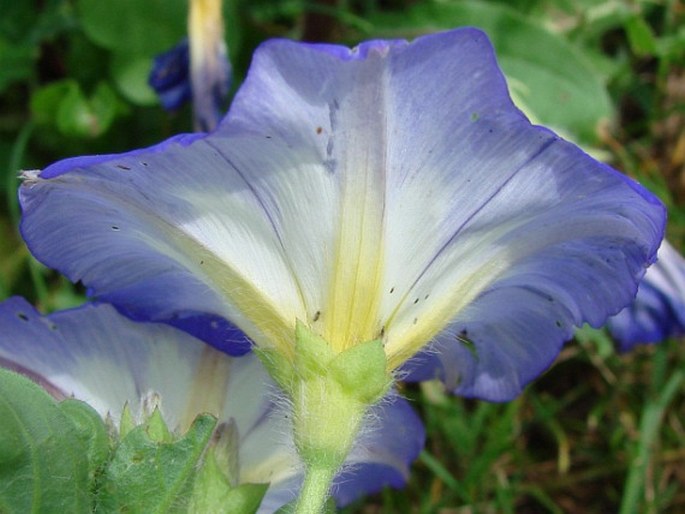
[261,322,392,514]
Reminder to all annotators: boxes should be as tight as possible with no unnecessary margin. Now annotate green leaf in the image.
[220,483,270,514]
[0,0,75,93]
[96,414,217,513]
[0,1,38,40]
[31,79,123,138]
[0,0,75,44]
[625,15,658,57]
[191,464,268,514]
[367,0,613,144]
[30,79,78,126]
[58,398,111,484]
[188,423,236,512]
[0,37,36,93]
[0,369,91,513]
[110,53,159,106]
[77,0,187,56]
[59,81,122,138]
[89,81,126,131]
[56,84,98,138]
[189,419,268,513]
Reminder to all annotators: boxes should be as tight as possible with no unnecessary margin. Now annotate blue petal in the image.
[0,297,263,429]
[402,222,664,401]
[39,132,205,179]
[163,311,252,356]
[607,240,685,350]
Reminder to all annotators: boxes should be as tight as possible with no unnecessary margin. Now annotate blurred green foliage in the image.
[1,0,684,512]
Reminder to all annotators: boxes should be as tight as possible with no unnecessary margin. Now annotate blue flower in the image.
[148,38,193,112]
[19,28,665,401]
[148,0,231,131]
[0,297,424,511]
[606,240,685,350]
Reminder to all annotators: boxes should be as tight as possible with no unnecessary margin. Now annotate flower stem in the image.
[290,374,368,513]
[294,465,336,514]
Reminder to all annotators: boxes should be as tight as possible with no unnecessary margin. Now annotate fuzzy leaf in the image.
[0,369,90,513]
[58,398,110,484]
[96,414,217,513]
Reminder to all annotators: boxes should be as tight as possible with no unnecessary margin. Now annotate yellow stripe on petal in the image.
[176,235,298,359]
[324,183,386,354]
[151,204,302,359]
[322,63,389,354]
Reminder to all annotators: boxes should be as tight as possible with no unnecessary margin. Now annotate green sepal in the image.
[279,327,395,513]
[329,339,391,404]
[256,348,295,393]
[294,320,335,379]
[96,413,217,513]
[0,369,91,513]
[58,398,111,483]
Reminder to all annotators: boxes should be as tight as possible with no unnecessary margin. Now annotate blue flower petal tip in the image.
[607,240,685,351]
